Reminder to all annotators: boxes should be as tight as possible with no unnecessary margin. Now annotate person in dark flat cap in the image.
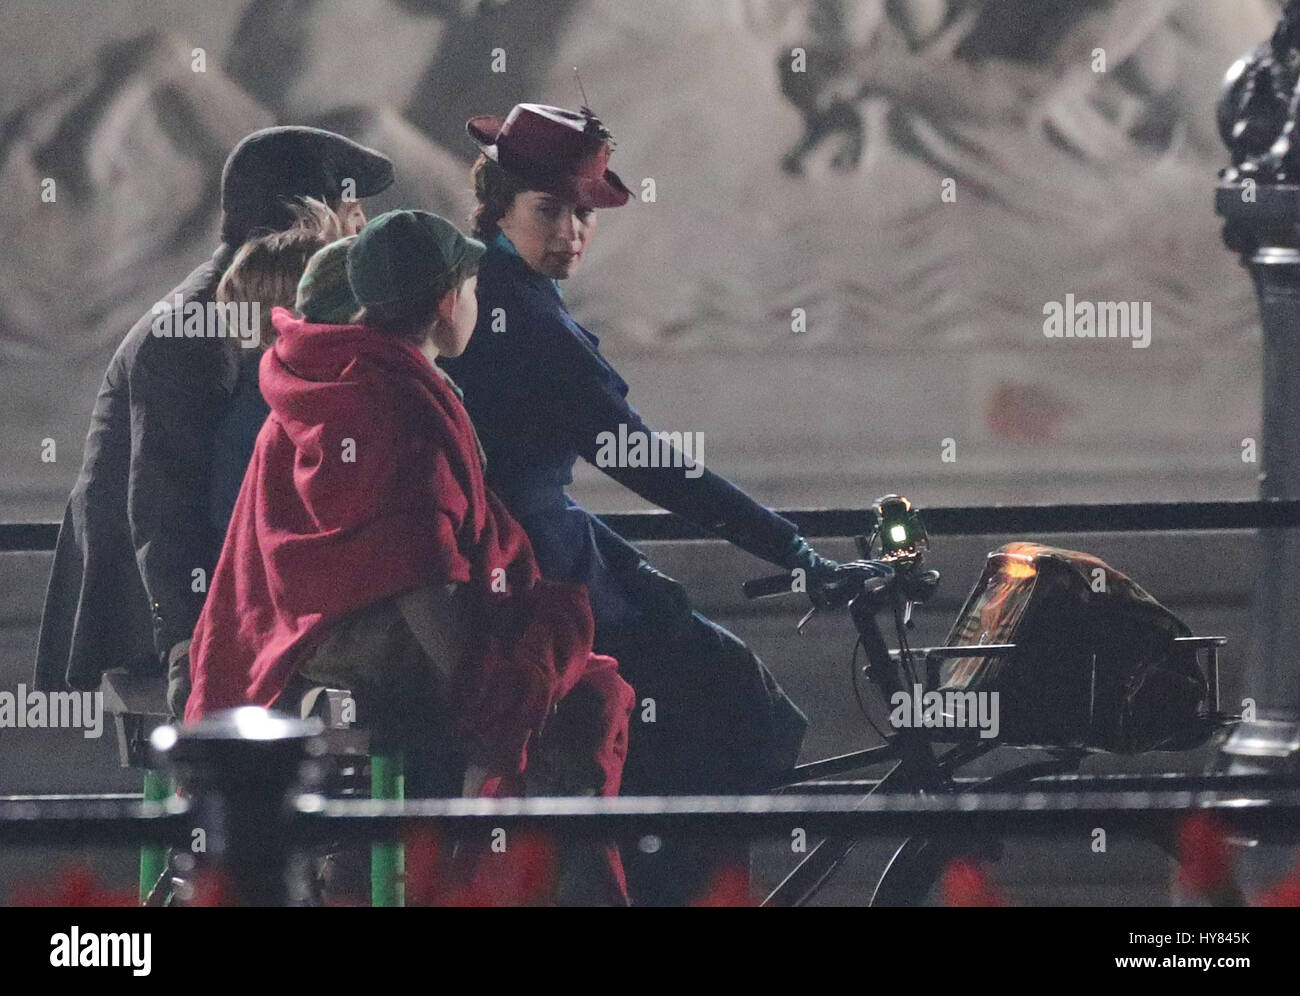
[442,103,841,904]
[33,126,394,714]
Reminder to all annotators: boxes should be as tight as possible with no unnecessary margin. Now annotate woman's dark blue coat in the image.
[442,239,808,795]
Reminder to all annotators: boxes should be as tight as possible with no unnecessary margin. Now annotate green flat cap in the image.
[296,235,361,324]
[347,209,485,308]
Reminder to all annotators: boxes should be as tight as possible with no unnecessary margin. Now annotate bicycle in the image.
[745,495,1237,907]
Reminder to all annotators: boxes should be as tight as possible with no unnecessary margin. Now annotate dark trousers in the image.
[595,609,807,904]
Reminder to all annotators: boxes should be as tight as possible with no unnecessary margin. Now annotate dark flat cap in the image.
[220,126,394,245]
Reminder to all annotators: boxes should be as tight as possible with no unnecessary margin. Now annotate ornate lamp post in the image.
[1216,0,1300,773]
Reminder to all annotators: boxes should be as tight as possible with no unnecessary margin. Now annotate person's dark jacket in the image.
[441,241,804,616]
[34,253,238,690]
[208,350,271,531]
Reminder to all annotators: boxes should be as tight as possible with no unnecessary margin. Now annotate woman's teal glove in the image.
[783,536,841,584]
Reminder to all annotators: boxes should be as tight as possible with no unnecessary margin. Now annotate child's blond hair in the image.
[216,197,344,348]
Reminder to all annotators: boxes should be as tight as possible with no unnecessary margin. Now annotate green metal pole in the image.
[139,768,170,903]
[371,752,405,907]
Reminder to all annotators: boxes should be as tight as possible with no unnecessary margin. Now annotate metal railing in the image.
[3,499,1298,905]
[6,499,1300,552]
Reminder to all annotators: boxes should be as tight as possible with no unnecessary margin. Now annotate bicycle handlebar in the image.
[742,561,899,603]
[742,573,802,599]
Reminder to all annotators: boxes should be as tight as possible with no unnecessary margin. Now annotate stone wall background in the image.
[0,0,1283,521]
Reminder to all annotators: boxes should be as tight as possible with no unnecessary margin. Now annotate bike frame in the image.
[759,576,1233,907]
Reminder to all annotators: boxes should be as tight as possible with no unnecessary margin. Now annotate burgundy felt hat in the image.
[466,103,632,209]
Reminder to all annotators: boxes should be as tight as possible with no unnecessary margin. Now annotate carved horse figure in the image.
[777,0,1211,189]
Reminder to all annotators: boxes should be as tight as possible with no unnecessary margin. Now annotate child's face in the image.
[431,275,479,358]
[333,199,367,236]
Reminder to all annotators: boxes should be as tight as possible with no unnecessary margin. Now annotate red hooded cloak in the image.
[186,309,632,791]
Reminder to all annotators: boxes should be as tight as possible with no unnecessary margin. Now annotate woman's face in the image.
[497,190,597,279]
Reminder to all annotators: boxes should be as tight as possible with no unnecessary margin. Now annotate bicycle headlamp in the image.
[873,494,928,560]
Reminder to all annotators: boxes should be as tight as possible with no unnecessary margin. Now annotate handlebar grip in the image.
[743,573,798,599]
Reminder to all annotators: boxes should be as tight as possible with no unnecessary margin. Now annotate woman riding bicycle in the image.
[440,102,841,903]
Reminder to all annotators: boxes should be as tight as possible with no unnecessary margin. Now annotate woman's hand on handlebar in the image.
[810,560,894,610]
[743,558,895,608]
[783,535,840,584]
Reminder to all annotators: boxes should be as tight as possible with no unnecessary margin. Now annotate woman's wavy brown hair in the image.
[470,154,531,240]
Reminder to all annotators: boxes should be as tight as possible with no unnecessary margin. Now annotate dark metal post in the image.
[151,707,323,906]
[1215,1,1300,772]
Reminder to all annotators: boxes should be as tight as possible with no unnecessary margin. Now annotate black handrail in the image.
[6,499,1300,551]
[2,779,1299,846]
